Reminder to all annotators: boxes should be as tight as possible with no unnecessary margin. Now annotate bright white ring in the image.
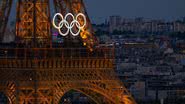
[58,20,69,36]
[52,13,64,29]
[76,13,86,29]
[70,20,81,36]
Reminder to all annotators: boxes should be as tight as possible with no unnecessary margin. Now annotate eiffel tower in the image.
[0,0,136,104]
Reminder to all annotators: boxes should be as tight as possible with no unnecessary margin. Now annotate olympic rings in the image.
[52,13,86,36]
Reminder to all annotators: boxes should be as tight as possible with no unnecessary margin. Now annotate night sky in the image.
[9,0,185,24]
[84,0,185,23]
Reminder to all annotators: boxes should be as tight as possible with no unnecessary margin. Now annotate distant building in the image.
[109,16,122,33]
[183,17,185,23]
[108,16,185,34]
[173,21,185,33]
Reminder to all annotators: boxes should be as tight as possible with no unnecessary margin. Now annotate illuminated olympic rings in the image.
[52,13,86,36]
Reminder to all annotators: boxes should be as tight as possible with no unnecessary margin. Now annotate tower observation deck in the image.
[0,0,136,104]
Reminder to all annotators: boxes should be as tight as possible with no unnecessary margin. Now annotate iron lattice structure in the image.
[16,0,52,47]
[0,0,137,104]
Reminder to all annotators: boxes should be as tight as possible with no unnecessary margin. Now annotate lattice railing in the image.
[0,48,114,59]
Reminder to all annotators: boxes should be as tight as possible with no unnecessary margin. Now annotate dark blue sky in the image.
[9,0,185,24]
[84,0,185,23]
